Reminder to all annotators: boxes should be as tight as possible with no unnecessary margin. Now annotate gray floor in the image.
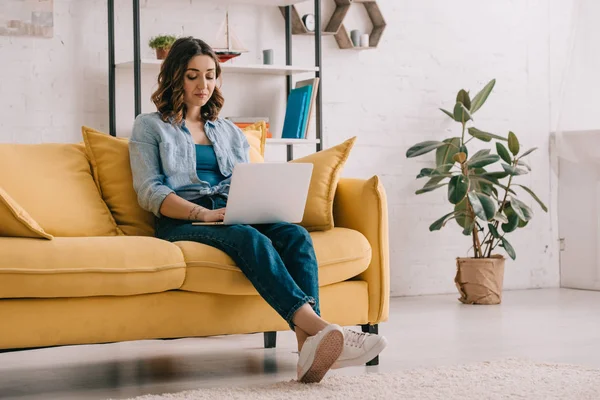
[1,288,599,400]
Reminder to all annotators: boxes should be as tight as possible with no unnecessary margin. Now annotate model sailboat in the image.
[213,11,248,63]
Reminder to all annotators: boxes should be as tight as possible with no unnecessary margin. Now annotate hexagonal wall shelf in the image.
[278,0,352,36]
[334,0,386,49]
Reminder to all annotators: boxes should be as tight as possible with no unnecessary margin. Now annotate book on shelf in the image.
[295,77,319,139]
[281,86,310,139]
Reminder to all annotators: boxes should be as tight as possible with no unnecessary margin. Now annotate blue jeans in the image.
[155,195,320,330]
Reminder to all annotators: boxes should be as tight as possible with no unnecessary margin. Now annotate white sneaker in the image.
[297,324,344,383]
[331,328,388,369]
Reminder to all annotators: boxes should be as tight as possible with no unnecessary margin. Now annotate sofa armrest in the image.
[333,176,390,324]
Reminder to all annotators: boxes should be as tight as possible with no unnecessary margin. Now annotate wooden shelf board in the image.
[116,60,318,75]
[220,0,312,5]
[266,138,321,145]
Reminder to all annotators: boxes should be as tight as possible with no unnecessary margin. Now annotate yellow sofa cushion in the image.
[0,186,53,240]
[0,236,186,299]
[82,126,156,236]
[291,137,356,231]
[0,143,121,237]
[241,121,267,162]
[175,227,371,296]
[82,125,267,236]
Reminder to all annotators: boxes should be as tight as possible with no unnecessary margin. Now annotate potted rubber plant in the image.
[405,79,548,305]
[148,35,177,60]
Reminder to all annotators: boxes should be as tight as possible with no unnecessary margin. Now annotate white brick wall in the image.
[0,0,565,296]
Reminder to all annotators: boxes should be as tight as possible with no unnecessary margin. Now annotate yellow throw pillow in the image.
[0,142,122,237]
[82,126,156,236]
[0,186,53,240]
[290,137,357,231]
[241,121,267,163]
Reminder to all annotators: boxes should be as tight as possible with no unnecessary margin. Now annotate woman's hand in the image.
[200,207,226,222]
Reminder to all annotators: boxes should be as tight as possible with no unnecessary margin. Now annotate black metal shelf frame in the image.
[107,0,323,162]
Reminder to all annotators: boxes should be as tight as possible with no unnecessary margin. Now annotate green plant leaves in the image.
[416,168,435,179]
[467,154,501,168]
[496,142,512,164]
[453,102,472,123]
[406,141,447,158]
[436,138,461,172]
[514,185,547,212]
[448,175,469,204]
[468,192,497,221]
[456,89,472,110]
[429,211,458,231]
[468,127,507,142]
[500,237,516,260]
[470,79,496,114]
[440,108,456,120]
[510,197,533,221]
[519,147,538,158]
[488,223,501,238]
[493,212,508,224]
[508,131,520,155]
[501,203,519,233]
[517,160,531,171]
[502,163,528,176]
[415,183,447,195]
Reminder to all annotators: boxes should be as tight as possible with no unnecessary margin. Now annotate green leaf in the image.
[518,218,528,228]
[468,127,507,142]
[484,171,510,180]
[448,175,469,204]
[455,198,468,228]
[456,89,472,110]
[459,145,469,159]
[519,147,538,158]
[429,211,457,231]
[517,160,531,171]
[501,237,516,260]
[496,142,512,164]
[468,192,496,221]
[467,154,501,168]
[516,185,548,212]
[470,79,496,114]
[470,149,491,159]
[501,203,519,233]
[488,223,501,238]
[462,214,475,236]
[493,212,508,224]
[510,197,534,221]
[502,163,528,176]
[424,175,447,187]
[406,141,447,158]
[508,131,520,156]
[416,168,435,179]
[440,108,457,121]
[415,183,447,195]
[453,102,472,123]
[435,138,461,172]
[469,176,516,195]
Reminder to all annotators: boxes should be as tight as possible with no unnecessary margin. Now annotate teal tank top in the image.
[195,144,227,187]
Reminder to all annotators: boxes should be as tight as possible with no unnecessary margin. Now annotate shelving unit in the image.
[107,0,324,162]
[115,59,319,76]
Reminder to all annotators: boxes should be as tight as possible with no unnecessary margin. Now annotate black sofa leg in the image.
[264,331,277,348]
[361,324,379,366]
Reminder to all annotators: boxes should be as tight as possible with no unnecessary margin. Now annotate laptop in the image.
[192,162,313,226]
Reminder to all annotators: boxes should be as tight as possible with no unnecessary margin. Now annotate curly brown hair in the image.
[151,37,224,124]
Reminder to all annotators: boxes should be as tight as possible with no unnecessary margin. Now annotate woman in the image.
[129,37,386,383]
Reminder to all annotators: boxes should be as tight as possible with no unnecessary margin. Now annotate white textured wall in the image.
[0,0,561,296]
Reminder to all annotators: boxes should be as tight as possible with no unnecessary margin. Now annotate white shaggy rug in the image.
[121,359,600,400]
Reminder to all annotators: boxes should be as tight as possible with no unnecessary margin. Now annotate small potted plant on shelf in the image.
[405,79,548,305]
[148,35,177,60]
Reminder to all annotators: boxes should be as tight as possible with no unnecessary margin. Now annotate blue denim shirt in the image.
[129,112,250,217]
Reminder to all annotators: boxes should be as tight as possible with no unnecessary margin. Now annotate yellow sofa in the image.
[0,131,389,359]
